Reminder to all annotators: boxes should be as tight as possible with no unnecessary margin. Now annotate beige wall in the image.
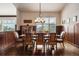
[61,3,79,24]
[17,11,61,30]
[16,10,21,30]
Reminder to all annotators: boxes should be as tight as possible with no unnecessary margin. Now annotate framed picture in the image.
[70,16,77,23]
[62,20,65,24]
[72,16,77,22]
[24,20,32,23]
[64,18,70,24]
[66,18,70,24]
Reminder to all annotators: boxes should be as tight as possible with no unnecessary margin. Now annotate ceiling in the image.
[0,3,16,15]
[14,3,66,12]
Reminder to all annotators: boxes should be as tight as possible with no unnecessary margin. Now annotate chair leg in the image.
[42,45,44,53]
[36,44,37,51]
[48,44,50,50]
[23,42,25,48]
[51,45,55,55]
[56,43,57,50]
[24,44,26,51]
[52,49,55,56]
[54,45,57,51]
[15,42,17,49]
[62,42,64,48]
[32,42,36,55]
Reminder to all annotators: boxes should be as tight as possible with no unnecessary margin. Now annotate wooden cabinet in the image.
[0,32,15,50]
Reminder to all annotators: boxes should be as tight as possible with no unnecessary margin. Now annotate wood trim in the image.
[0,15,16,17]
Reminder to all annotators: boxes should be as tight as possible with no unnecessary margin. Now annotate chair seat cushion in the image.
[44,38,49,39]
[16,39,23,41]
[26,42,33,45]
[32,38,37,39]
[48,42,56,45]
[56,39,63,41]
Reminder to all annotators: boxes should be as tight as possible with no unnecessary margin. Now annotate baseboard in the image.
[65,40,79,48]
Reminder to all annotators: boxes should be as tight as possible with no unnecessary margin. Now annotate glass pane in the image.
[44,17,49,23]
[43,23,49,32]
[50,24,56,33]
[3,24,15,31]
[50,17,56,24]
[7,20,10,23]
[36,23,42,33]
[12,20,16,24]
[2,20,7,23]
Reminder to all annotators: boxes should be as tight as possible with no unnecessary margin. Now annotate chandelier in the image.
[35,3,45,23]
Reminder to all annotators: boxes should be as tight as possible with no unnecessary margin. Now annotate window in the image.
[36,17,56,33]
[0,17,16,32]
[36,23,42,32]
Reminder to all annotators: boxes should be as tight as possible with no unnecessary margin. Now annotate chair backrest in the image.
[43,33,50,40]
[60,31,65,39]
[36,33,43,44]
[14,32,19,39]
[25,33,32,44]
[49,33,56,42]
[31,33,38,40]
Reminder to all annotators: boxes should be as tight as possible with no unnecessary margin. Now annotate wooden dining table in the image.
[21,33,57,54]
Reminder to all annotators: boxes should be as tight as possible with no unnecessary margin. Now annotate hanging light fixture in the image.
[35,3,45,23]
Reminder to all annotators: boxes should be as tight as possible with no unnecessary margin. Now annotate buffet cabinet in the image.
[0,32,15,50]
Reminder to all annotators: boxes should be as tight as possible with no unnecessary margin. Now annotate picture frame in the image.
[24,20,32,23]
[72,16,77,22]
[62,19,66,24]
[66,18,70,24]
[70,16,77,23]
[64,18,70,24]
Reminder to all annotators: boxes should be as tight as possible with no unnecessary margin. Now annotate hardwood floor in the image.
[0,42,79,56]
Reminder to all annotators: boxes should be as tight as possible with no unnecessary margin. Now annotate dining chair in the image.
[14,32,25,48]
[24,33,33,50]
[43,33,50,54]
[48,33,57,51]
[56,31,65,48]
[35,33,44,53]
[31,32,38,54]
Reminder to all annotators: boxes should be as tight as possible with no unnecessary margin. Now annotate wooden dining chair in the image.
[48,33,57,51]
[31,32,38,54]
[43,33,50,54]
[56,31,65,48]
[24,33,34,50]
[35,33,44,53]
[14,32,25,48]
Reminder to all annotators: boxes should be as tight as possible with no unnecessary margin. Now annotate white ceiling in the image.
[14,3,66,12]
[0,3,16,15]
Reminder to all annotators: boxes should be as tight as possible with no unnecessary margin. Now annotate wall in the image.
[61,3,79,22]
[16,10,21,30]
[17,11,61,30]
[0,3,16,15]
[61,3,79,47]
